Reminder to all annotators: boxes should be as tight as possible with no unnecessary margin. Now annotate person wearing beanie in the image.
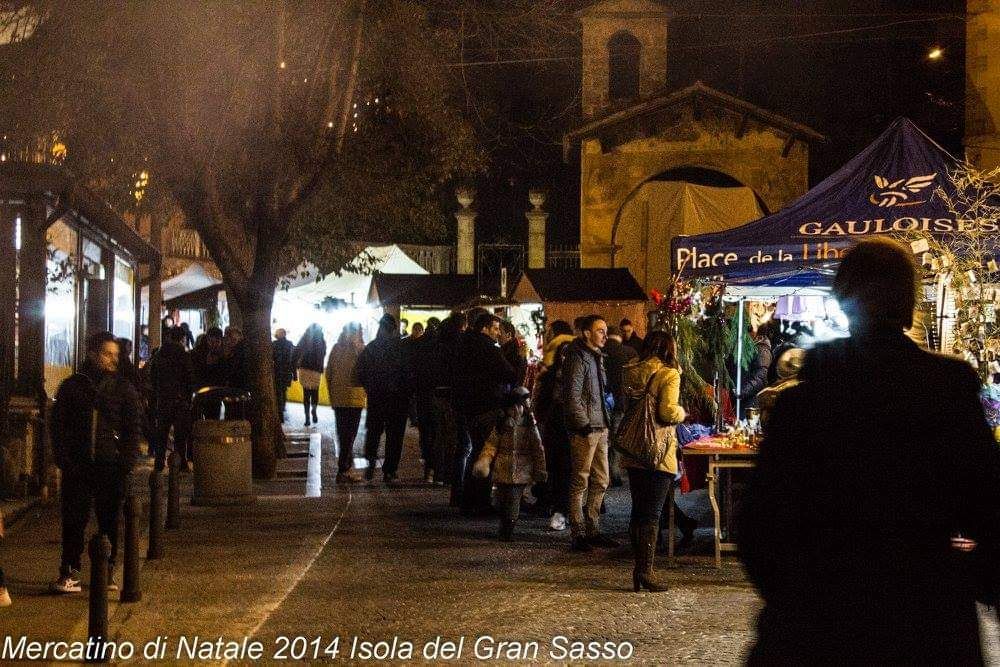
[473,387,547,541]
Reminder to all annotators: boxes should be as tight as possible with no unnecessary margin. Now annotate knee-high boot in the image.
[634,522,669,593]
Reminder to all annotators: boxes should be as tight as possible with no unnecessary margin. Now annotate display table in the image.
[671,437,757,568]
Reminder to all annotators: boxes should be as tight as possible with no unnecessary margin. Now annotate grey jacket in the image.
[562,338,610,432]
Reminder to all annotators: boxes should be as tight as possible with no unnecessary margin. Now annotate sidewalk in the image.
[0,407,357,652]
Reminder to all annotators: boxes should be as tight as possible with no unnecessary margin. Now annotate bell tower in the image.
[578,0,670,118]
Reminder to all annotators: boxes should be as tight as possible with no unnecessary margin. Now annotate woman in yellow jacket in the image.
[325,324,367,483]
[620,330,685,592]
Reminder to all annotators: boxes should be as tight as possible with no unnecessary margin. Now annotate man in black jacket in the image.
[355,314,409,485]
[49,331,143,594]
[604,325,638,487]
[454,312,516,514]
[148,326,195,470]
[737,238,1000,664]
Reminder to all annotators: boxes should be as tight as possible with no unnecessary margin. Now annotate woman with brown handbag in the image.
[619,330,686,592]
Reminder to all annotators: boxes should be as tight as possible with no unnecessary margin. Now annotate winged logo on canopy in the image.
[869,174,937,207]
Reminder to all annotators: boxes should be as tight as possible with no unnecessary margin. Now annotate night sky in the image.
[462,0,966,247]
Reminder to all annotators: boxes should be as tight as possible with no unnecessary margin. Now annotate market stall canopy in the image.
[368,273,480,309]
[671,118,965,282]
[513,268,650,337]
[158,262,223,302]
[279,244,427,307]
[723,268,833,298]
[513,268,647,303]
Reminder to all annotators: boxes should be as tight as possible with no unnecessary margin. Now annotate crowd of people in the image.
[38,237,1000,659]
[271,309,694,592]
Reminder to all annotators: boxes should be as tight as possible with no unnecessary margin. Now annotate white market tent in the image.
[142,261,223,304]
[272,244,428,342]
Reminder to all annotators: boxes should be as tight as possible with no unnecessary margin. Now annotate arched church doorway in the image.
[611,167,766,294]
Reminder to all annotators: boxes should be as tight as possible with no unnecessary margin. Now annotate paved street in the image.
[3,406,1000,665]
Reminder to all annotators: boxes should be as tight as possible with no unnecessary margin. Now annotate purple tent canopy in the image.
[670,118,977,283]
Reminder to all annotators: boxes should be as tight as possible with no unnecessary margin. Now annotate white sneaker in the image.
[548,512,567,531]
[49,570,82,594]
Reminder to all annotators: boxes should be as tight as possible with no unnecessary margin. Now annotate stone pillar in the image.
[0,204,16,440]
[527,189,548,270]
[966,0,1000,171]
[147,212,164,349]
[455,187,476,276]
[16,199,48,399]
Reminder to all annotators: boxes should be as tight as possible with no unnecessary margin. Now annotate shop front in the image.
[0,163,160,497]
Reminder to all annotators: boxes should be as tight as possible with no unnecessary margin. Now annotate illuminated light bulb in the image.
[327,121,334,128]
[279,60,287,69]
[927,47,943,61]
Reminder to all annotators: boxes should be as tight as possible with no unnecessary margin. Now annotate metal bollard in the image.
[147,470,164,560]
[166,451,181,530]
[87,534,110,663]
[120,491,142,603]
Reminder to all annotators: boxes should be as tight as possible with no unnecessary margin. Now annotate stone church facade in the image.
[967,0,1000,171]
[566,0,824,284]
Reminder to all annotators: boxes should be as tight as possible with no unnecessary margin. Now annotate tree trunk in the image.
[235,285,282,479]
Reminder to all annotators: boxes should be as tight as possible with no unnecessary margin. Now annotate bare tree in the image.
[900,163,1000,381]
[0,1,485,477]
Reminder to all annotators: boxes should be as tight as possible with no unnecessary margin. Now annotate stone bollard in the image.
[166,451,181,530]
[147,469,164,560]
[120,491,142,603]
[87,534,110,663]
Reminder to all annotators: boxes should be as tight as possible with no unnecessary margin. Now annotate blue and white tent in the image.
[670,118,972,285]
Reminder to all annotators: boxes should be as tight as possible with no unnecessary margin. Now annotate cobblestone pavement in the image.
[253,410,761,665]
[4,405,1000,665]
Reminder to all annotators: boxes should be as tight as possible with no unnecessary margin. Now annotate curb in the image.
[0,496,44,534]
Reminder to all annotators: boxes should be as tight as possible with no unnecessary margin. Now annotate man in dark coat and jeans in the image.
[355,314,409,485]
[455,312,516,514]
[50,331,143,593]
[737,238,1000,664]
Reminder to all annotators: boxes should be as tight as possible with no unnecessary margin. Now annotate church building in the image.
[564,0,824,294]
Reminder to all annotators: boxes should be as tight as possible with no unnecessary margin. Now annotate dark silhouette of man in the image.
[737,238,1000,664]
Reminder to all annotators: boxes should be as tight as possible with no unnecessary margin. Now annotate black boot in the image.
[634,523,669,593]
[629,522,642,591]
[675,505,697,551]
[498,518,515,541]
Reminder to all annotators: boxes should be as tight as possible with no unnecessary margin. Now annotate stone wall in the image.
[580,0,669,118]
[967,0,1000,170]
[579,109,809,269]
